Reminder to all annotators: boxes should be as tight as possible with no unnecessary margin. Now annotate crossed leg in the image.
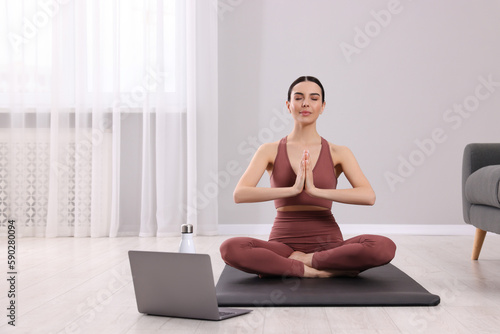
[290,234,397,272]
[220,235,395,278]
[220,237,304,277]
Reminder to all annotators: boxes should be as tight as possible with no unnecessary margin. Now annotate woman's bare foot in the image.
[289,251,360,278]
[302,265,360,278]
[288,251,313,267]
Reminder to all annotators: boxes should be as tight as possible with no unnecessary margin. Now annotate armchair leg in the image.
[472,228,487,260]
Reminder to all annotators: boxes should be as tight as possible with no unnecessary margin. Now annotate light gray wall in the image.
[218,0,500,227]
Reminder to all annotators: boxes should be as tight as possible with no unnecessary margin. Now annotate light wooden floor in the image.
[1,234,500,334]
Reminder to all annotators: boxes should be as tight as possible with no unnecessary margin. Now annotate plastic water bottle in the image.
[179,224,195,253]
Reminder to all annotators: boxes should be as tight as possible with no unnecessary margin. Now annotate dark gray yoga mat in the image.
[216,264,440,307]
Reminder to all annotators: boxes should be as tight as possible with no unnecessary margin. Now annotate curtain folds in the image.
[0,0,218,237]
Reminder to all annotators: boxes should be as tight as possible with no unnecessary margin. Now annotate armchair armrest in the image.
[462,143,500,223]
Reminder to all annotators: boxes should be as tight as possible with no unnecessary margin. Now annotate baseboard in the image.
[218,224,476,236]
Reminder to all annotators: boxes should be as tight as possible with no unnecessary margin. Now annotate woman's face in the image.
[286,81,325,123]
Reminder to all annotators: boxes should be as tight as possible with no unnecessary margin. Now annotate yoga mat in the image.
[216,264,440,307]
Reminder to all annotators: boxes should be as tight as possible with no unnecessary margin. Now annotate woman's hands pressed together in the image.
[233,139,376,206]
[292,149,318,197]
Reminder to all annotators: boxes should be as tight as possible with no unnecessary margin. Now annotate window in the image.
[0,0,178,110]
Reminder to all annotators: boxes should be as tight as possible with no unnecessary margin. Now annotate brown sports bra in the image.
[270,136,337,209]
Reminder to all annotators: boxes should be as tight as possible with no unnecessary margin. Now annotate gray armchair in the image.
[462,143,500,260]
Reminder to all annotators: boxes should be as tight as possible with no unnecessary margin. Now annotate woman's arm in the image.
[304,144,376,205]
[233,143,304,203]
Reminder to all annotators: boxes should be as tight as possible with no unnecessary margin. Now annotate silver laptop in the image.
[128,250,252,321]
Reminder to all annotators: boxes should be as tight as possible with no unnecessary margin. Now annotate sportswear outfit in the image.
[220,136,396,277]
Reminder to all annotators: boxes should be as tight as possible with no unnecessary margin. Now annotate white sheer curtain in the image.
[0,0,218,237]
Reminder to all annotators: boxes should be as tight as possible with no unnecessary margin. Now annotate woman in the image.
[220,76,396,278]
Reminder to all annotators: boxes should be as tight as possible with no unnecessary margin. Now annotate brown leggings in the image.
[220,210,396,277]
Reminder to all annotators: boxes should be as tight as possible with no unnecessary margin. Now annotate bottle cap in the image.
[181,224,193,233]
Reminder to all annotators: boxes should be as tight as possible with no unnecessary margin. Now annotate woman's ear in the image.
[286,100,291,113]
[320,101,326,114]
